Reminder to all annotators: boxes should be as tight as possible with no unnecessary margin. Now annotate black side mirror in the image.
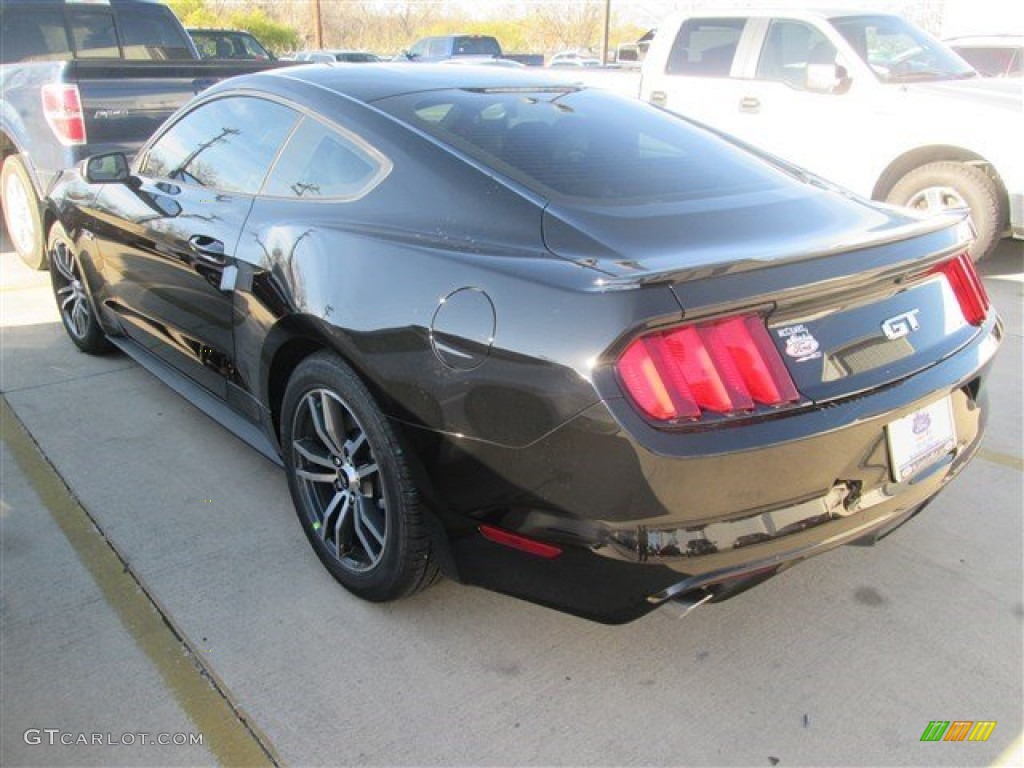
[84,152,131,184]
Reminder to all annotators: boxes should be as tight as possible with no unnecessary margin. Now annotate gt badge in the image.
[777,324,822,362]
[881,309,921,340]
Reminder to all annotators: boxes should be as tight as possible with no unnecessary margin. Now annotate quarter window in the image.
[263,117,389,200]
[666,18,745,76]
[141,97,299,194]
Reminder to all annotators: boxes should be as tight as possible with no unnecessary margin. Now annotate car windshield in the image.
[831,15,976,82]
[374,87,789,204]
[454,36,501,56]
[191,30,270,60]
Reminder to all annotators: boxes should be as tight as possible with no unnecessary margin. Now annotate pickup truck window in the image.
[68,10,120,59]
[119,8,194,60]
[141,97,299,194]
[666,18,745,76]
[428,38,448,57]
[832,14,974,82]
[453,36,501,56]
[1,3,192,63]
[756,20,838,89]
[0,10,71,63]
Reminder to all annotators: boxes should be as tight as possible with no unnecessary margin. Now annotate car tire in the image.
[282,352,439,602]
[2,154,46,270]
[48,221,113,354]
[886,161,1002,262]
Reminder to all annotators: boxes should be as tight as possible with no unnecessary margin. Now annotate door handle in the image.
[739,96,761,113]
[188,235,226,264]
[649,90,667,107]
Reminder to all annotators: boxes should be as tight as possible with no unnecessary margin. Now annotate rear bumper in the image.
[434,315,1001,624]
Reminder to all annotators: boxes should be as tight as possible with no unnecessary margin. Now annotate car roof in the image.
[662,7,900,22]
[189,28,256,35]
[945,35,1024,46]
[219,62,579,103]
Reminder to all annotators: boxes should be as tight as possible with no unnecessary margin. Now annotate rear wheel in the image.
[48,222,112,354]
[886,161,1002,262]
[2,154,46,270]
[282,352,439,602]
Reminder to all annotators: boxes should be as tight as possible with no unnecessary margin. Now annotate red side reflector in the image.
[617,314,800,422]
[41,84,86,146]
[479,525,562,559]
[930,252,989,326]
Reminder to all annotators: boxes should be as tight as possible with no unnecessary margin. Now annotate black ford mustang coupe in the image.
[46,64,1001,623]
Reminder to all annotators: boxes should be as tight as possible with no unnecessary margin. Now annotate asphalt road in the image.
[2,224,1021,767]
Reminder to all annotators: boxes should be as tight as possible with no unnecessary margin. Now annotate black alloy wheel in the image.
[282,352,438,601]
[48,222,111,354]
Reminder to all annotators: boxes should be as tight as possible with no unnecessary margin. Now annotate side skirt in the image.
[108,336,283,467]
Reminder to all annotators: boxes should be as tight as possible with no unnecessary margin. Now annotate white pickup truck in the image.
[639,9,1023,260]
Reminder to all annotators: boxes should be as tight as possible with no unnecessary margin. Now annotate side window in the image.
[666,18,745,76]
[0,10,71,63]
[408,39,428,58]
[68,10,119,59]
[756,20,837,88]
[263,117,390,200]
[141,97,299,194]
[428,38,449,57]
[116,7,194,61]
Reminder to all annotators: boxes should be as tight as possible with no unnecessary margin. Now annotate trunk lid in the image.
[543,188,982,405]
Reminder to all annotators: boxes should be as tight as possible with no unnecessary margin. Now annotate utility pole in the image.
[601,0,611,64]
[311,0,324,49]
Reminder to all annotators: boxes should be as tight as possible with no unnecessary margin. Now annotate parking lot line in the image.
[977,447,1024,472]
[1,396,277,768]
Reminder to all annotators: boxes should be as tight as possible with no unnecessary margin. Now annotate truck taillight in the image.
[617,315,800,422]
[930,252,990,326]
[41,84,86,146]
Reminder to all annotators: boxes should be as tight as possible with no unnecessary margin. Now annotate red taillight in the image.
[617,314,800,422]
[930,252,990,326]
[41,84,86,146]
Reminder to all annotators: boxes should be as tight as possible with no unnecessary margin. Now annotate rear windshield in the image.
[191,30,271,60]
[454,36,501,56]
[374,87,788,203]
[0,4,192,63]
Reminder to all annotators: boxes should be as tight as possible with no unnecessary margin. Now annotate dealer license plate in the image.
[886,396,956,482]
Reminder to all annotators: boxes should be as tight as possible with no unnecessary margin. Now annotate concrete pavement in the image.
[1,230,1021,767]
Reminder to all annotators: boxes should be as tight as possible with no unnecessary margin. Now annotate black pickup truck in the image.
[1,0,287,269]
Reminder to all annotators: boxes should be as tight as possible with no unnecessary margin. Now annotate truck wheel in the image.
[886,161,1002,262]
[1,154,46,270]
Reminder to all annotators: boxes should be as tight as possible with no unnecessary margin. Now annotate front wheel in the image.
[48,222,112,354]
[886,161,1003,262]
[281,352,439,602]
